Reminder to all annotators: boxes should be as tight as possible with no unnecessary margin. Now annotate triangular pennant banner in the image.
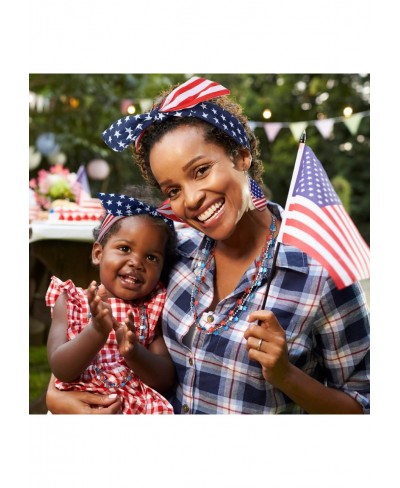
[289,121,308,142]
[264,122,283,142]
[248,121,257,132]
[343,113,364,135]
[315,118,335,139]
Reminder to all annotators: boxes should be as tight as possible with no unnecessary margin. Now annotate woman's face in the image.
[92,217,167,300]
[149,125,252,241]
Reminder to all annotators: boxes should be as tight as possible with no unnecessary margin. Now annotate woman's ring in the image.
[257,338,263,351]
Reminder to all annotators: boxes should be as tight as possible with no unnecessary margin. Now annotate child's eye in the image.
[119,246,130,253]
[146,254,158,262]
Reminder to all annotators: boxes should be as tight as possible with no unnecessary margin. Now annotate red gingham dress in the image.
[46,276,173,414]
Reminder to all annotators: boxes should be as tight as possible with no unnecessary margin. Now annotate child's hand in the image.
[114,311,138,360]
[87,281,114,336]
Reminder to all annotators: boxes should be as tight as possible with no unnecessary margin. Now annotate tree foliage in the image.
[29,73,370,242]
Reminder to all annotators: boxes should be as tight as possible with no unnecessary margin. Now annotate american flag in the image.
[250,178,267,211]
[278,144,370,290]
[73,165,91,204]
[72,165,104,218]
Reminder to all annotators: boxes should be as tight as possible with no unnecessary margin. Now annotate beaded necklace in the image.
[92,304,148,389]
[190,216,276,336]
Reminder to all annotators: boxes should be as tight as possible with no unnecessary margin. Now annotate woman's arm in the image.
[47,292,109,382]
[245,310,364,414]
[46,374,122,414]
[115,314,176,393]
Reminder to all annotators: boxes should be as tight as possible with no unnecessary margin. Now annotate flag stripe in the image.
[281,232,349,289]
[285,199,362,280]
[289,198,369,279]
[326,205,370,277]
[160,77,230,112]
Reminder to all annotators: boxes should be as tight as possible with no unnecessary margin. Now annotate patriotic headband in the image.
[96,192,175,243]
[102,76,251,152]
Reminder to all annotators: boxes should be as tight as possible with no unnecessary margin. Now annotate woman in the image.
[46,76,370,414]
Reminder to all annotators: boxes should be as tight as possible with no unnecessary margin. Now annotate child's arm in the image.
[114,312,176,393]
[47,282,113,382]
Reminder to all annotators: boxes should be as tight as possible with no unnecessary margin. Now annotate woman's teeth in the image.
[197,201,223,222]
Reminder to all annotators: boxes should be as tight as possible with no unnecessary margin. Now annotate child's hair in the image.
[92,185,178,285]
[133,88,263,188]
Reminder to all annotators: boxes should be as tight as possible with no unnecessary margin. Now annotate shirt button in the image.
[188,358,193,366]
[182,404,190,414]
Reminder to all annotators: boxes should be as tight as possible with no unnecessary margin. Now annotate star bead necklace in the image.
[190,216,276,335]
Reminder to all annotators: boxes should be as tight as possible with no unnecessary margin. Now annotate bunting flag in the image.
[314,118,335,139]
[261,111,369,142]
[278,143,370,290]
[343,112,364,135]
[289,121,308,142]
[263,122,283,142]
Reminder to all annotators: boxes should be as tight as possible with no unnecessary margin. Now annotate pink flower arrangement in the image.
[29,164,79,209]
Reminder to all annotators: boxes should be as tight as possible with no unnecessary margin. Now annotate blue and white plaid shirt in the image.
[162,202,370,414]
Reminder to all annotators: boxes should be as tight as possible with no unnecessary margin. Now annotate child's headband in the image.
[96,192,175,243]
[102,76,251,151]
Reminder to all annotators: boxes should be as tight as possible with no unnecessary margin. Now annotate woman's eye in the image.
[167,188,179,199]
[195,165,210,178]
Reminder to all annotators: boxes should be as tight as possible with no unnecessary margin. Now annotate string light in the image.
[69,97,80,109]
[262,108,272,119]
[127,104,136,114]
[343,106,353,118]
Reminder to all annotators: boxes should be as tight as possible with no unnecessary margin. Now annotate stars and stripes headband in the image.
[101,76,251,152]
[96,192,175,243]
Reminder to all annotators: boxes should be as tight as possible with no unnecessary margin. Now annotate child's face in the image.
[92,216,167,301]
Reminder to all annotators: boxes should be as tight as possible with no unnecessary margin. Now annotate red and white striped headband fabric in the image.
[102,76,251,151]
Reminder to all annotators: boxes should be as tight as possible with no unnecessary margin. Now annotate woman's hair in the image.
[133,87,264,188]
[92,185,178,285]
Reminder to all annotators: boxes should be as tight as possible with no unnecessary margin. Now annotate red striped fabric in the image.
[157,199,185,223]
[159,77,230,113]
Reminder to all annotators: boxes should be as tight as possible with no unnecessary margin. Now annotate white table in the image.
[29,221,98,243]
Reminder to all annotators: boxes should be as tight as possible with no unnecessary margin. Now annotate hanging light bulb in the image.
[262,108,272,120]
[343,106,353,118]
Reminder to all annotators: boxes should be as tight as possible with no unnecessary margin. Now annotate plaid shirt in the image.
[46,276,173,414]
[162,202,370,414]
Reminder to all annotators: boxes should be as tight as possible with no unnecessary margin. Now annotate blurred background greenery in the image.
[29,73,370,411]
[29,73,370,240]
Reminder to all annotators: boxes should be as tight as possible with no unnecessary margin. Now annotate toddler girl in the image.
[45,192,177,414]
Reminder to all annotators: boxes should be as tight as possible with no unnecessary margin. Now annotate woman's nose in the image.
[183,186,205,210]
